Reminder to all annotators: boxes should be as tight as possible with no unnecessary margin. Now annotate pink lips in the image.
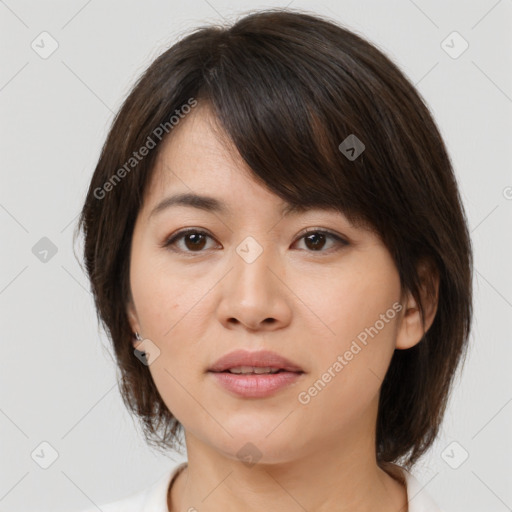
[210,371,303,398]
[208,349,303,373]
[207,349,304,398]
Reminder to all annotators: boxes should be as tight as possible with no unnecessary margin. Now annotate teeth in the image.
[228,366,281,374]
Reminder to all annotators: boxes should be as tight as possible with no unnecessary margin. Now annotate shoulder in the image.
[75,460,187,512]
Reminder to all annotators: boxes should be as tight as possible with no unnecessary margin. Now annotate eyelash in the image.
[161,228,349,255]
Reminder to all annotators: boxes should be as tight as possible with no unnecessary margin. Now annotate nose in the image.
[216,242,293,331]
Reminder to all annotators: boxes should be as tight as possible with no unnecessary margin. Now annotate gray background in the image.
[1,1,511,511]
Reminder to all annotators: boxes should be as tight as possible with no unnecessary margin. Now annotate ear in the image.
[395,259,439,350]
[126,297,142,348]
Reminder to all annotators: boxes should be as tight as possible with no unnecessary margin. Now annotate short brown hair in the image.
[75,8,473,469]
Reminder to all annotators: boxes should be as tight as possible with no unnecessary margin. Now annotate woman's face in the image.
[127,105,415,464]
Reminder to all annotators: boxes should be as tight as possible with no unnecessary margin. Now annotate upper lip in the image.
[208,349,304,373]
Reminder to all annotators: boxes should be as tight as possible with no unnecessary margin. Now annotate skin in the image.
[127,103,439,512]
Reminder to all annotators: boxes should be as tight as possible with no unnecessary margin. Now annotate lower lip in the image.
[208,371,304,398]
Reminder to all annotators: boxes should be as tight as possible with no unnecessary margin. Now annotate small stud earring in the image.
[134,332,143,341]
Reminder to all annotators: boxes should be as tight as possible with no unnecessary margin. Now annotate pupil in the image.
[305,233,325,250]
[186,233,206,250]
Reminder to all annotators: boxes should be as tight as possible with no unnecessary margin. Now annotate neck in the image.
[168,431,407,512]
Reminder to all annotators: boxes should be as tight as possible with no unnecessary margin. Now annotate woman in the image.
[76,8,472,511]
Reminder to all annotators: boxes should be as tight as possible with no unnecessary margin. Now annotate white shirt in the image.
[79,461,443,511]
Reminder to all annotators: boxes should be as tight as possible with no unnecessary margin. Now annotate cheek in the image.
[295,315,399,437]
[131,254,214,381]
[295,254,401,351]
[294,256,401,412]
[138,276,209,428]
[131,252,204,337]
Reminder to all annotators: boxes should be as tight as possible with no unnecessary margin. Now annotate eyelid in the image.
[297,226,346,240]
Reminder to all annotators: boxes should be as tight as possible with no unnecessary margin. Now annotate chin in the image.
[205,429,304,467]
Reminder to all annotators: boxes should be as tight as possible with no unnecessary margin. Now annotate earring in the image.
[134,331,143,341]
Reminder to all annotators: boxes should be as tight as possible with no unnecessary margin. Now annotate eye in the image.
[162,228,349,255]
[293,229,349,253]
[162,229,217,253]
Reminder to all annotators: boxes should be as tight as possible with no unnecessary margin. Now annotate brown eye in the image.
[163,229,216,253]
[163,228,348,255]
[304,232,327,251]
[295,229,348,253]
[183,232,207,251]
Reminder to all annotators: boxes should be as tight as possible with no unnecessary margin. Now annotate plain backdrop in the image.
[1,1,511,511]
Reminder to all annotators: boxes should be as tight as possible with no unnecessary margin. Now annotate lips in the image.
[208,349,304,374]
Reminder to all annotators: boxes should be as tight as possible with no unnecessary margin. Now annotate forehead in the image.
[148,104,246,188]
[140,102,376,235]
[144,104,295,217]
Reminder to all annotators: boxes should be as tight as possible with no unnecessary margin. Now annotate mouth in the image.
[208,368,305,398]
[207,349,305,398]
[210,367,304,375]
[207,349,304,374]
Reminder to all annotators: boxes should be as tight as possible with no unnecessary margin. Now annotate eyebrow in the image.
[148,192,313,219]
